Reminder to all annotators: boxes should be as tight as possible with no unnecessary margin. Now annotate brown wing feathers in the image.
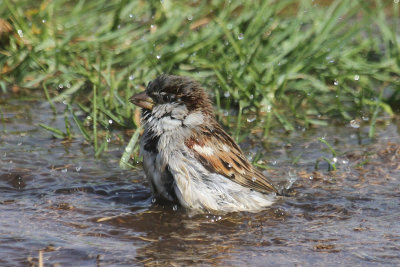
[184,122,278,194]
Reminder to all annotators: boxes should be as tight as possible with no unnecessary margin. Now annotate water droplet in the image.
[354,74,360,81]
[58,84,64,89]
[173,205,178,211]
[108,119,113,124]
[75,165,82,172]
[224,91,230,98]
[156,55,161,59]
[61,168,68,173]
[129,75,135,80]
[332,157,337,163]
[150,24,155,29]
[252,177,257,182]
[17,29,23,37]
[106,137,111,143]
[227,163,232,168]
[129,14,134,18]
[187,15,193,21]
[333,79,339,86]
[247,116,256,123]
[326,56,335,63]
[342,159,349,164]
[86,115,92,120]
[238,33,244,40]
[42,19,46,23]
[151,198,156,203]
[309,175,314,180]
[350,119,360,128]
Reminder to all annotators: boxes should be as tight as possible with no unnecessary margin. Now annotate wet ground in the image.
[1,96,399,266]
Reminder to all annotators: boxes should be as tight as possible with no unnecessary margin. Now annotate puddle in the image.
[0,97,399,266]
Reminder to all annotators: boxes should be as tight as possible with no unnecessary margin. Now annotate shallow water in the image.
[1,97,399,266]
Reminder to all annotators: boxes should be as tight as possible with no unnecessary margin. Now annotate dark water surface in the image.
[1,97,399,266]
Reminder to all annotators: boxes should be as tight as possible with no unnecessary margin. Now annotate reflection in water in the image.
[0,97,399,266]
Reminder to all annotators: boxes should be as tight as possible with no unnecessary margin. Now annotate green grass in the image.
[1,0,399,158]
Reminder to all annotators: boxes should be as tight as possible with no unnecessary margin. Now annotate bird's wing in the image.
[184,123,278,194]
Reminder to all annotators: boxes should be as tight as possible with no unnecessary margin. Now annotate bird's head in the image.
[130,75,214,133]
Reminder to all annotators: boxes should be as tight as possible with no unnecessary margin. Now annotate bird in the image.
[130,74,279,213]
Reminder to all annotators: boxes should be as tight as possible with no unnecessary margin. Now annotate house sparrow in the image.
[130,74,279,213]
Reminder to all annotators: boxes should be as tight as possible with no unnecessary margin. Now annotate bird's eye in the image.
[159,92,174,102]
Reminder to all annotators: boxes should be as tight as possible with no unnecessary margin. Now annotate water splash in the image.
[350,120,360,129]
[285,171,297,190]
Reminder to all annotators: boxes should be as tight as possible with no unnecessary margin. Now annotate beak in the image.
[130,91,154,110]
